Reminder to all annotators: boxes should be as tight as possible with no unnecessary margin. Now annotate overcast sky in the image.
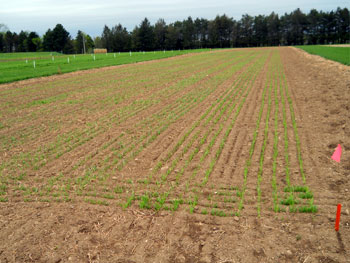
[0,0,348,37]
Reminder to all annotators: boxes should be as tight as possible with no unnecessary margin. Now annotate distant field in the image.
[297,45,350,65]
[0,52,63,60]
[0,49,208,84]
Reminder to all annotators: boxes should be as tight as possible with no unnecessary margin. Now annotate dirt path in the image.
[0,47,349,262]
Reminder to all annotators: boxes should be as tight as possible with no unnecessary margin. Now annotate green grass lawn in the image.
[0,52,63,60]
[0,49,208,84]
[297,45,350,65]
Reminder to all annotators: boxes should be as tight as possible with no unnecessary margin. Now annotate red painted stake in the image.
[335,204,341,231]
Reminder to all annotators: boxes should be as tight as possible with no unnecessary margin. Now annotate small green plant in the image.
[298,192,313,199]
[85,198,109,206]
[223,197,235,203]
[103,194,115,199]
[284,185,308,193]
[0,197,8,202]
[298,205,317,213]
[280,195,298,206]
[0,184,7,195]
[171,199,183,211]
[154,192,168,211]
[18,173,26,181]
[123,193,135,209]
[210,209,226,217]
[114,186,124,193]
[188,195,198,213]
[139,194,151,209]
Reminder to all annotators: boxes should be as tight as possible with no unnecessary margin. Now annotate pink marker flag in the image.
[331,144,342,163]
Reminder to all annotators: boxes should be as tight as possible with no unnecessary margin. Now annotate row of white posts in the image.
[27,50,181,68]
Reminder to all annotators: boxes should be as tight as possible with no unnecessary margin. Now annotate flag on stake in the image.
[335,204,341,231]
[331,144,342,163]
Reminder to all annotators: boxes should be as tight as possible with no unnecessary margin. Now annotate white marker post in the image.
[119,52,120,55]
[163,50,165,53]
[52,56,54,61]
[94,55,96,61]
[33,61,36,69]
[114,53,116,58]
[74,55,76,59]
[26,59,28,64]
[143,51,145,54]
[67,57,70,63]
[129,51,131,56]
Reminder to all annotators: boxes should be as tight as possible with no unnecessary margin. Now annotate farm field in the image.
[0,47,349,262]
[297,45,350,65]
[0,49,207,84]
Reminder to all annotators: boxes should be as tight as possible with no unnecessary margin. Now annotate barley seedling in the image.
[171,199,183,211]
[123,192,135,209]
[280,194,298,206]
[201,209,208,215]
[139,194,151,209]
[211,209,226,217]
[0,197,8,202]
[298,192,313,199]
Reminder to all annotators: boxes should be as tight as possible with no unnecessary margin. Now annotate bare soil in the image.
[0,47,349,262]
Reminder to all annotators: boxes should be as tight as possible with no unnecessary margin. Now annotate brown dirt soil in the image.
[0,47,349,262]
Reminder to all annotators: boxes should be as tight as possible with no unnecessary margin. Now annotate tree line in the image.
[0,24,94,53]
[0,7,348,53]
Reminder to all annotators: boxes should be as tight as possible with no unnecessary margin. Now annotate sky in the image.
[0,0,348,37]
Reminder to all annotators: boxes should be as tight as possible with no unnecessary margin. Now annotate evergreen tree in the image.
[4,31,14,52]
[154,19,167,50]
[0,33,3,52]
[75,30,87,53]
[17,31,28,52]
[43,29,54,51]
[111,24,130,52]
[101,25,112,51]
[27,31,39,51]
[137,18,155,51]
[52,24,70,52]
[183,17,195,49]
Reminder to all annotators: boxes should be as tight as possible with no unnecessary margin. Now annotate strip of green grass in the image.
[0,52,63,60]
[297,45,350,65]
[0,49,209,84]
